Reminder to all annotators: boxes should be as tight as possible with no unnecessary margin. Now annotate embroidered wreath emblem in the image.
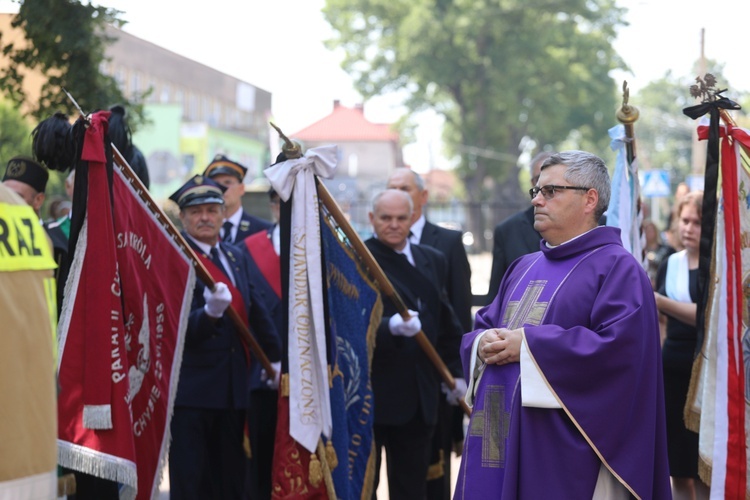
[6,160,26,178]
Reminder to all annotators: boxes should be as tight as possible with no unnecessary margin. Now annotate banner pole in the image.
[110,145,276,378]
[315,177,471,416]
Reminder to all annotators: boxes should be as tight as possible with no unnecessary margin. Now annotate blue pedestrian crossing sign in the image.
[641,170,671,198]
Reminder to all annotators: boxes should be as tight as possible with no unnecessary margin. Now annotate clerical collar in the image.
[545,226,601,248]
[410,214,426,243]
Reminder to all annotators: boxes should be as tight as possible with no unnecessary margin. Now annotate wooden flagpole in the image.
[271,124,470,416]
[60,89,276,378]
[110,145,276,378]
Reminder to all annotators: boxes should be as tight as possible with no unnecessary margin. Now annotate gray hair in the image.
[371,188,414,214]
[540,150,610,221]
[389,167,424,191]
[529,151,555,176]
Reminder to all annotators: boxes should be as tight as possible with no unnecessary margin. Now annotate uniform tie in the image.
[222,221,234,243]
[209,247,229,277]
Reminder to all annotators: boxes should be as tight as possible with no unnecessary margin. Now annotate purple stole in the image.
[454,245,602,499]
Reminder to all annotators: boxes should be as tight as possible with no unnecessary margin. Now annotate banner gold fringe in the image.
[325,439,338,470]
[426,449,445,480]
[360,443,377,500]
[281,373,289,397]
[243,433,252,459]
[684,352,704,433]
[308,452,322,488]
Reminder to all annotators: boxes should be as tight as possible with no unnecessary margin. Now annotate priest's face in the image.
[369,190,413,251]
[179,202,226,246]
[531,164,593,245]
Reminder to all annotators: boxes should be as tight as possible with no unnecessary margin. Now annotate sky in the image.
[1,0,749,170]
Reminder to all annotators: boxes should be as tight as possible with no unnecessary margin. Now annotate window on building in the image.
[131,72,141,94]
[114,67,125,89]
[201,97,209,121]
[188,94,198,121]
[146,79,156,102]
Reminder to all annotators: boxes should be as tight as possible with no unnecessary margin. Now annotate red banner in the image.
[57,111,195,499]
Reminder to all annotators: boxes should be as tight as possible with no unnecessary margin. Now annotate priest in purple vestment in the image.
[454,151,671,500]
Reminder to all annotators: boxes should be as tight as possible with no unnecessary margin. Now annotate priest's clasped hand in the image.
[203,282,232,318]
[389,310,421,337]
[478,327,522,365]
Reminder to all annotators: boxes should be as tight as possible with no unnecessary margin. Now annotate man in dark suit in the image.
[365,189,464,500]
[387,168,472,331]
[486,151,554,303]
[387,168,470,498]
[203,154,272,243]
[168,175,281,500]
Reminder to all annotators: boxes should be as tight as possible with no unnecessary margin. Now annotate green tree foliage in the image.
[323,0,625,194]
[633,64,748,189]
[0,97,32,166]
[323,0,626,249]
[0,97,68,213]
[0,0,142,122]
[631,72,696,181]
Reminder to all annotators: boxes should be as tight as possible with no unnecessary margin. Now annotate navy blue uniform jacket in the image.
[176,236,281,409]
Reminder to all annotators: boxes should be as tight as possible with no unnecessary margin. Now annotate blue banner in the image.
[321,215,382,500]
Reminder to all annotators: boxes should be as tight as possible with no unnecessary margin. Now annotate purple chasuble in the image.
[454,227,671,500]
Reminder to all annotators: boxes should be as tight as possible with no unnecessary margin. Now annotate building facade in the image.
[0,15,272,202]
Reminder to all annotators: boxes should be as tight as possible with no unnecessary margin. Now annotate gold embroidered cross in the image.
[468,384,511,468]
[502,280,548,328]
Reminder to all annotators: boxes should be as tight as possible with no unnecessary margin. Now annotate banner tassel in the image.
[308,452,322,488]
[325,439,338,470]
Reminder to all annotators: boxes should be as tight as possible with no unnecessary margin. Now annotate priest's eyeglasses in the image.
[529,185,590,200]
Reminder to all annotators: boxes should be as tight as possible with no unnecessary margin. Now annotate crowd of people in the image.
[1,132,710,500]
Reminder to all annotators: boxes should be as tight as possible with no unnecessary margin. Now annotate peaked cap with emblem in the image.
[203,154,247,181]
[3,156,49,193]
[169,175,227,209]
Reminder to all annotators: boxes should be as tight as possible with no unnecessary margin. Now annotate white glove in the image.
[442,378,468,406]
[261,361,282,390]
[203,282,232,318]
[388,310,421,337]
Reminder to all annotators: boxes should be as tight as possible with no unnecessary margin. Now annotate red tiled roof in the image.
[292,103,399,142]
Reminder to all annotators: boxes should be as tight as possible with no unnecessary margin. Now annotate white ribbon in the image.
[665,249,692,303]
[265,145,337,453]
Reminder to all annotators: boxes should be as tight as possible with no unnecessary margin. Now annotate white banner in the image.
[265,145,337,453]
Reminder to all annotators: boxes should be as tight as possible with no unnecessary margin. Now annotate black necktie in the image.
[222,221,234,243]
[209,247,229,277]
[397,251,413,267]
